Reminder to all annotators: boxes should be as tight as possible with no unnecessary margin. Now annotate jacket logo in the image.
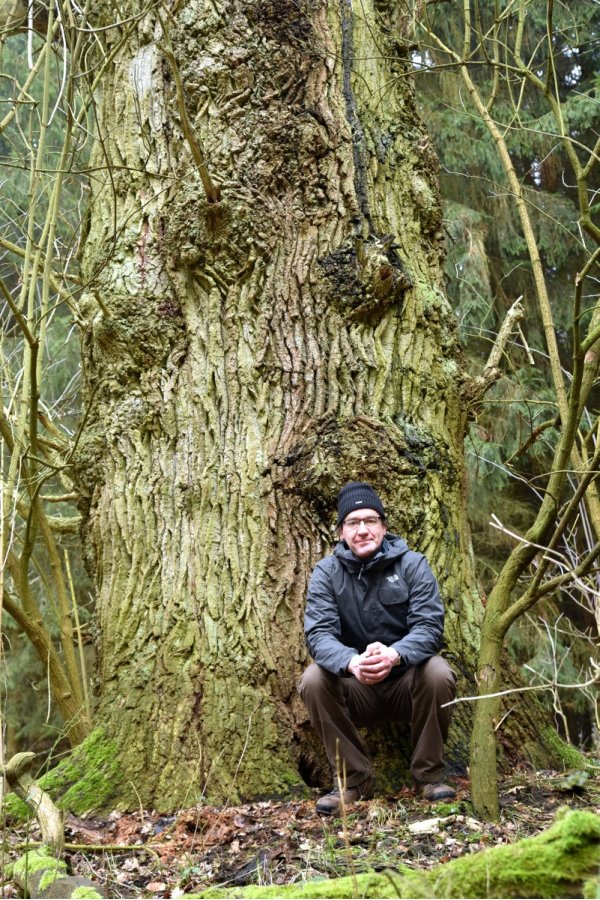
[386,574,399,582]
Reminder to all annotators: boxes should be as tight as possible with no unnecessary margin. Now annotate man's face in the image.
[340,508,387,559]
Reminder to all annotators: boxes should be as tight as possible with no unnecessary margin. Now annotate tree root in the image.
[3,752,106,898]
[3,752,64,852]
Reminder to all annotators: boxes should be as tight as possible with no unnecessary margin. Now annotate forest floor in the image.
[2,768,599,898]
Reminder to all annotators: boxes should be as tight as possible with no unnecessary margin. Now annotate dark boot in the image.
[316,777,375,816]
[414,779,456,802]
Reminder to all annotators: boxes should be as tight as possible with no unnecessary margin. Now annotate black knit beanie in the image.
[337,482,386,526]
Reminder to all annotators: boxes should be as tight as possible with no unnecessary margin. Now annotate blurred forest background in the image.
[415,0,599,755]
[1,0,598,773]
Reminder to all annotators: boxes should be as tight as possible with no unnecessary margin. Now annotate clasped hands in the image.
[347,641,400,684]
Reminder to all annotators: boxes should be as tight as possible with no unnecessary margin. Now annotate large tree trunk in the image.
[74,0,483,809]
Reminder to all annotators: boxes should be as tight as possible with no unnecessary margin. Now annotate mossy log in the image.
[10,848,106,899]
[197,809,600,899]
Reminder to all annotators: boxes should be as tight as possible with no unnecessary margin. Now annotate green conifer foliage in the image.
[414,0,600,816]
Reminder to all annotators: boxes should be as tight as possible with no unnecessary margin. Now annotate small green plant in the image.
[432,801,462,817]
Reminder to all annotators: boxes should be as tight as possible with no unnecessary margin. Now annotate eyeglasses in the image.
[343,516,382,531]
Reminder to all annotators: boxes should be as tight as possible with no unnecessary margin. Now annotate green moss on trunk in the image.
[529,728,589,770]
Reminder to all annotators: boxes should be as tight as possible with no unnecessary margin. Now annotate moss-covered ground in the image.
[2,770,599,897]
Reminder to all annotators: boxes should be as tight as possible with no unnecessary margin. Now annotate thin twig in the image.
[442,662,599,708]
[157,41,221,204]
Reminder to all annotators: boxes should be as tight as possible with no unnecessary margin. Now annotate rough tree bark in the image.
[71,0,545,809]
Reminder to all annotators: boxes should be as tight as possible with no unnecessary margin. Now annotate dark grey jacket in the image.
[304,534,444,677]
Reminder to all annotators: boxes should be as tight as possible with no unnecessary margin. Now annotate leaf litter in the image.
[2,770,599,898]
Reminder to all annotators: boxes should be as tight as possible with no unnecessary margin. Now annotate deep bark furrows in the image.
[75,0,480,806]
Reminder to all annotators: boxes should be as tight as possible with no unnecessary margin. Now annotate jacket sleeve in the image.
[391,553,444,666]
[304,560,359,676]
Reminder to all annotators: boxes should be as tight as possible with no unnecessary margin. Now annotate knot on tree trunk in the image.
[276,415,450,530]
[318,235,411,323]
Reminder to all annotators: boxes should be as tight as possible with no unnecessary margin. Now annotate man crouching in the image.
[299,482,456,816]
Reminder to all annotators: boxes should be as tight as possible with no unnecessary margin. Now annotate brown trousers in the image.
[298,656,456,788]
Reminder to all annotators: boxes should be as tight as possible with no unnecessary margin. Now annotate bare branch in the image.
[442,660,600,708]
